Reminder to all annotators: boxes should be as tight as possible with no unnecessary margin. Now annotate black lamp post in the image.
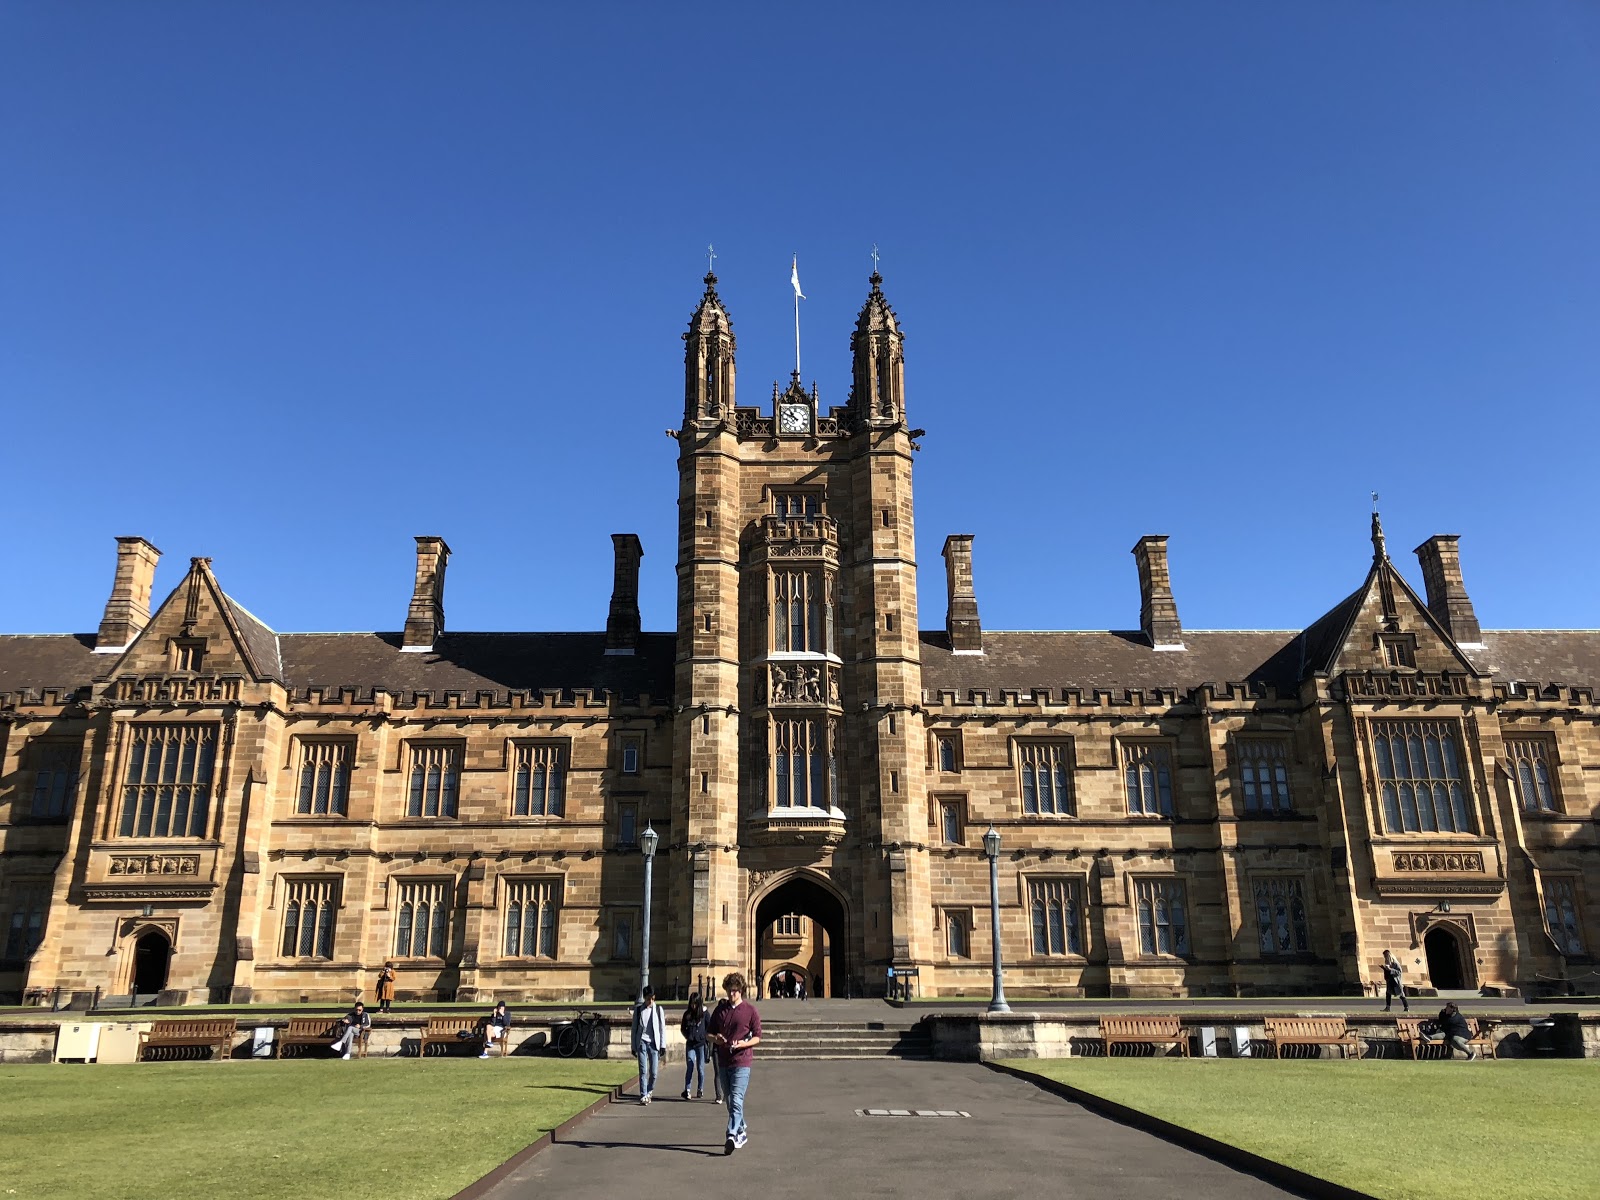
[640,823,659,999]
[983,826,1010,1014]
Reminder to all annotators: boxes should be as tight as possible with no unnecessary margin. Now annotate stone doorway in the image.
[133,929,171,996]
[1423,925,1473,991]
[751,871,850,998]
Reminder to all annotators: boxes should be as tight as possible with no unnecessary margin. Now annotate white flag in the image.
[791,256,806,300]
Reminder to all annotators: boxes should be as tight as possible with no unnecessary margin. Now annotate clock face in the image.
[779,404,810,433]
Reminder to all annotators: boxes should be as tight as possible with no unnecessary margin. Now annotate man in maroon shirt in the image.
[705,971,762,1154]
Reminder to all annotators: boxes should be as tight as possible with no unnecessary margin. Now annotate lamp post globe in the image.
[639,824,659,999]
[983,826,1010,1014]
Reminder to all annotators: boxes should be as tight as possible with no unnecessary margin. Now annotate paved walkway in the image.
[481,1059,1303,1200]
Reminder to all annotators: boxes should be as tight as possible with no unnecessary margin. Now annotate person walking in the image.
[332,1001,370,1060]
[1381,949,1409,1013]
[679,993,717,1101]
[375,963,397,1014]
[632,986,666,1104]
[706,971,762,1155]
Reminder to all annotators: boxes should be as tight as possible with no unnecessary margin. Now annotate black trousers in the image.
[1384,981,1408,1011]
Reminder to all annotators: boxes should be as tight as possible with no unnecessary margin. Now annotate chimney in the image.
[1132,535,1184,650]
[95,537,162,652]
[942,534,982,653]
[605,533,643,654]
[1415,535,1484,648]
[401,537,450,652]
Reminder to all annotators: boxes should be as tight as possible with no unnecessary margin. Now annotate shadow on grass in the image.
[528,1084,621,1094]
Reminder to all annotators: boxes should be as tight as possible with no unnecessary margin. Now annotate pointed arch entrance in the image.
[133,929,171,996]
[1423,925,1474,990]
[750,871,850,999]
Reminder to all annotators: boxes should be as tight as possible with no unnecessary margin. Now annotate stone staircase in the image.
[757,1019,932,1061]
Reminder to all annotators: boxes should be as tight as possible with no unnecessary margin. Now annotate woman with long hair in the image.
[679,992,717,1101]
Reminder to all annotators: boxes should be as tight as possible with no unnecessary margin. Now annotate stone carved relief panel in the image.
[1392,851,1485,874]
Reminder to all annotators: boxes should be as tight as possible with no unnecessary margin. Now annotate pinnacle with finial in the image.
[1370,495,1388,562]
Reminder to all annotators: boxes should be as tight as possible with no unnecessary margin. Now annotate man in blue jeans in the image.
[632,986,666,1104]
[706,971,762,1154]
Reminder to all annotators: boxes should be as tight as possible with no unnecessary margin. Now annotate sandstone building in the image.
[2,272,1596,1004]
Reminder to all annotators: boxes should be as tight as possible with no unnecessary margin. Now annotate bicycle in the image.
[555,1010,609,1059]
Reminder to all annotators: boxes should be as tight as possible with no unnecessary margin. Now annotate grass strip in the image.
[1003,1058,1599,1200]
[4,1057,634,1200]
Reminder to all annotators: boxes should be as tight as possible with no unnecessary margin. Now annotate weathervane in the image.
[1371,490,1380,513]
[706,244,717,273]
[871,244,880,273]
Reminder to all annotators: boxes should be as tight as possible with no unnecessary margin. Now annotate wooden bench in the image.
[1395,1016,1497,1059]
[138,1018,238,1062]
[1261,1017,1362,1059]
[277,1016,368,1059]
[418,1015,506,1058]
[1099,1015,1190,1057]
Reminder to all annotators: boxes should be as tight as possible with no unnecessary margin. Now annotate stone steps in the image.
[755,1022,932,1060]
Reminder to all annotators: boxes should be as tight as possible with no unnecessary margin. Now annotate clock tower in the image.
[667,269,933,996]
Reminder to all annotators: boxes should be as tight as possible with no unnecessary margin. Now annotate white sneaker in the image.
[341,1052,351,1060]
[733,1130,748,1149]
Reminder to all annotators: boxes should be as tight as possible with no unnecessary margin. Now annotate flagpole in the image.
[794,287,801,375]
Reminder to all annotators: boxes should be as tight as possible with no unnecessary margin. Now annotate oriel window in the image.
[773,718,836,809]
[771,570,831,654]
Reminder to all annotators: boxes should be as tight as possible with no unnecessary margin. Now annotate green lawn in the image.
[4,1057,635,1200]
[1004,1058,1600,1200]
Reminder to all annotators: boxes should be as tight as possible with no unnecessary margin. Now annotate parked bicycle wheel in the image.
[555,1023,581,1057]
[583,1021,607,1059]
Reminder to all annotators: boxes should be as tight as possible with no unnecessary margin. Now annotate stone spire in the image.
[683,272,736,426]
[850,272,905,427]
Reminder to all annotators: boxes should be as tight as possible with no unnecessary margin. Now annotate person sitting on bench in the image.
[333,1002,370,1060]
[479,1001,511,1058]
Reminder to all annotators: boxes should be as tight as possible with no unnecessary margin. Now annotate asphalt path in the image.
[480,1058,1304,1200]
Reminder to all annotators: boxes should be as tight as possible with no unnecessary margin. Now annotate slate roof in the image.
[917,630,1304,697]
[0,635,100,695]
[1472,631,1600,688]
[276,632,677,702]
[221,593,284,682]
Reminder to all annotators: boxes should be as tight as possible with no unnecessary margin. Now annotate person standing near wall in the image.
[679,993,718,1101]
[375,963,396,1014]
[706,972,762,1154]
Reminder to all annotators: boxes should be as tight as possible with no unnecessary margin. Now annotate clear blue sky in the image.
[3,3,1596,639]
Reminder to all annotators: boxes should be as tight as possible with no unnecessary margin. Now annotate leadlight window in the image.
[940,800,964,845]
[30,742,81,819]
[1372,720,1473,833]
[772,491,820,519]
[775,914,803,936]
[513,743,567,816]
[773,717,837,809]
[613,913,635,960]
[1238,738,1293,815]
[1506,737,1560,814]
[280,878,338,959]
[1029,879,1085,956]
[1380,635,1416,669]
[936,734,959,774]
[945,911,970,958]
[3,884,49,962]
[171,639,205,672]
[1135,879,1191,956]
[393,880,451,959]
[1252,878,1310,955]
[296,741,352,816]
[1544,878,1584,956]
[406,744,460,819]
[771,570,832,653]
[118,725,218,838]
[1019,741,1073,816]
[1123,743,1175,817]
[502,879,559,958]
